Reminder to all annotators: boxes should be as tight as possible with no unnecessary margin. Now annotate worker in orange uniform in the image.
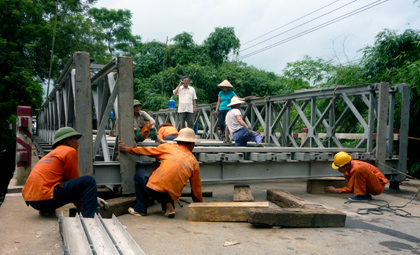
[157,123,179,140]
[22,127,109,217]
[324,151,388,201]
[133,99,164,144]
[118,128,203,218]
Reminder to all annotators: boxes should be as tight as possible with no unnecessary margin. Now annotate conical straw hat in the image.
[217,80,233,88]
[227,96,245,107]
[174,128,200,143]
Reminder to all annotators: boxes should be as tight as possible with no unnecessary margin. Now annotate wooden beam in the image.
[188,202,269,222]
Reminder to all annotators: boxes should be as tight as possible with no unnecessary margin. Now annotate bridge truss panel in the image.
[148,83,410,181]
[35,53,411,193]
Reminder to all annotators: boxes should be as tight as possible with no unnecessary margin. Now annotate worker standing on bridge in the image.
[22,127,109,218]
[118,128,203,218]
[225,96,264,147]
[133,99,164,144]
[173,76,197,129]
[212,80,241,142]
[324,151,388,201]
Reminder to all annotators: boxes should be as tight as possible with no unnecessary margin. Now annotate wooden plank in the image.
[233,185,254,202]
[188,202,269,222]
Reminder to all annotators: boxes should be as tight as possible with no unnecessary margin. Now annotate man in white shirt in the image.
[173,76,197,129]
[225,96,264,147]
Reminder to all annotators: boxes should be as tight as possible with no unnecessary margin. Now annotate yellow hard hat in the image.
[332,151,351,169]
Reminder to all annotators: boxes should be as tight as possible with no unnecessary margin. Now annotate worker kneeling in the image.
[118,128,203,218]
[22,127,108,218]
[324,151,388,201]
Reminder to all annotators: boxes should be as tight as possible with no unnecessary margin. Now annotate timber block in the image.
[245,189,346,228]
[188,202,269,222]
[233,185,254,202]
[306,177,347,194]
[246,208,346,228]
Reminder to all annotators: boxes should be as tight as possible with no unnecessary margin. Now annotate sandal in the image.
[165,211,175,218]
[128,207,146,216]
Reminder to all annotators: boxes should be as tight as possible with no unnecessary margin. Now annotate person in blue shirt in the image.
[212,80,243,141]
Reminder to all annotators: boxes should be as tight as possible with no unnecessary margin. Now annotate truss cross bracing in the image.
[35,52,410,194]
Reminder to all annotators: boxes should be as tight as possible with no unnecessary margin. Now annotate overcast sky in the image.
[93,0,420,75]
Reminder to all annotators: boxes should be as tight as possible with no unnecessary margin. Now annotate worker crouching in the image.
[133,99,164,144]
[324,151,388,201]
[118,128,203,218]
[22,127,109,218]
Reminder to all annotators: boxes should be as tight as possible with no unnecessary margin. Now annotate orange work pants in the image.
[347,167,385,195]
[134,121,151,142]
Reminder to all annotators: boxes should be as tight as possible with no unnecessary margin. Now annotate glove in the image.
[134,129,143,142]
[97,197,110,210]
[246,127,253,136]
[150,127,158,140]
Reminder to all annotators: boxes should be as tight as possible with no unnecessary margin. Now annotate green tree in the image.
[203,27,240,65]
[282,55,335,87]
[0,0,95,202]
[361,29,420,82]
[88,8,139,59]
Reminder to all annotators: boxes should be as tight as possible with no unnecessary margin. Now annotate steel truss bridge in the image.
[34,52,410,194]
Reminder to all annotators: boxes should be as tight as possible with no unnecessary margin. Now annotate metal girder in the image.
[60,213,145,255]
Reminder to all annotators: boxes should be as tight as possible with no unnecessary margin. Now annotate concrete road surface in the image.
[1,178,419,255]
